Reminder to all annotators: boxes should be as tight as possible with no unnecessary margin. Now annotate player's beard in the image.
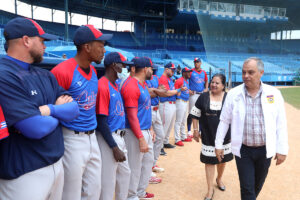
[29,49,43,64]
[146,71,152,80]
[94,59,101,64]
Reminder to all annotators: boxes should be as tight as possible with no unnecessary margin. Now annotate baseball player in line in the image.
[51,25,112,200]
[121,57,155,200]
[187,58,208,137]
[159,62,187,149]
[0,17,79,200]
[174,67,193,146]
[96,52,133,200]
[145,59,168,178]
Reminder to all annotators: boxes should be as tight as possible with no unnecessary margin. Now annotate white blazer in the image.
[215,83,288,158]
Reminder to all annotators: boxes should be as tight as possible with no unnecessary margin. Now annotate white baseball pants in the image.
[0,158,64,200]
[188,93,200,112]
[124,129,154,200]
[62,127,102,200]
[174,99,188,143]
[151,106,164,166]
[97,132,131,200]
[159,102,176,144]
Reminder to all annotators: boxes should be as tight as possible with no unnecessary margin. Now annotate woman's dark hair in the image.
[210,73,226,91]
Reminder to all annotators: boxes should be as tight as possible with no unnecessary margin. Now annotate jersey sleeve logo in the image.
[0,121,7,129]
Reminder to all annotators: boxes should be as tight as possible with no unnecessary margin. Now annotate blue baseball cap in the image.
[152,64,159,71]
[194,57,202,62]
[182,67,192,72]
[73,25,113,45]
[104,52,133,66]
[131,57,150,68]
[143,57,153,67]
[164,62,176,70]
[4,17,58,41]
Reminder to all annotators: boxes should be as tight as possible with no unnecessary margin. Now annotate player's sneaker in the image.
[149,176,162,184]
[139,192,154,199]
[152,165,165,173]
[151,171,156,177]
[164,143,176,148]
[175,141,184,146]
[182,137,192,142]
[160,148,167,156]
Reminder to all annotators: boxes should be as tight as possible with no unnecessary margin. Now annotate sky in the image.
[1,0,300,39]
[1,0,133,32]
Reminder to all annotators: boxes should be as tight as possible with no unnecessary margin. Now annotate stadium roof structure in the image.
[19,0,179,21]
[212,0,300,27]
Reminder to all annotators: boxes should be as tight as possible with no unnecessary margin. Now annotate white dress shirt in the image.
[215,83,288,158]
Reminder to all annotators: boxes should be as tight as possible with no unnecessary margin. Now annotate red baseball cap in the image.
[182,67,192,72]
[194,57,202,62]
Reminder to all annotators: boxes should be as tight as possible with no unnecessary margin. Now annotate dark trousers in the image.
[235,145,272,200]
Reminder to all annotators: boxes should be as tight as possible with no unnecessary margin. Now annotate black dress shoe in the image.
[164,143,176,148]
[216,178,226,191]
[204,189,214,200]
[160,148,167,156]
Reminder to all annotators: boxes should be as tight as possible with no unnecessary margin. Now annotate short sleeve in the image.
[159,76,170,90]
[190,94,203,118]
[0,106,9,140]
[51,62,73,90]
[204,71,208,82]
[0,70,41,126]
[121,81,140,108]
[96,81,110,116]
[175,78,183,89]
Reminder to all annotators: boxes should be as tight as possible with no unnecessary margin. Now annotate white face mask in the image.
[117,68,129,80]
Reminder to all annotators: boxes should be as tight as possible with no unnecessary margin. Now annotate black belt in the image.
[114,129,126,137]
[74,130,95,135]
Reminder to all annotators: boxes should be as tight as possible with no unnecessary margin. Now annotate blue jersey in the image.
[175,77,190,101]
[115,78,121,90]
[51,58,98,132]
[146,75,159,106]
[159,74,176,102]
[96,77,125,132]
[121,78,151,130]
[0,56,66,179]
[189,69,208,92]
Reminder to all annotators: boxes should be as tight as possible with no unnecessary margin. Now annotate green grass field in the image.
[279,87,300,109]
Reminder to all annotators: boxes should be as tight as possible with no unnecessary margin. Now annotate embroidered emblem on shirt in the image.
[267,95,274,103]
[31,90,38,95]
[77,81,83,87]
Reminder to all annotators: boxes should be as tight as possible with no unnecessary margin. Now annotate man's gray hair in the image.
[244,57,264,71]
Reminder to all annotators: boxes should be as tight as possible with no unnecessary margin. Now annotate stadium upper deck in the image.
[0,0,299,85]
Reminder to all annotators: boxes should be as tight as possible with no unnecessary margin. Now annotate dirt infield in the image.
[148,102,300,200]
